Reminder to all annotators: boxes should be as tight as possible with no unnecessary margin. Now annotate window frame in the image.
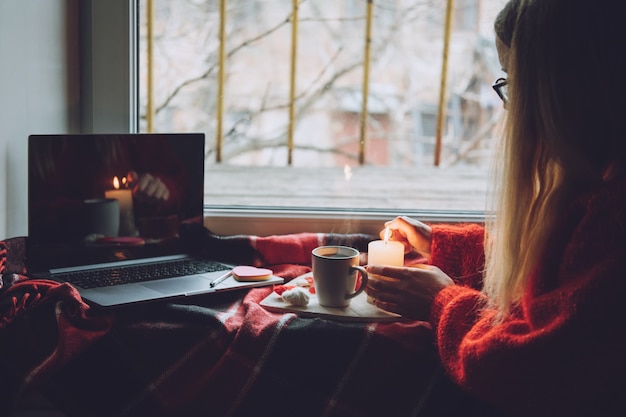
[84,0,485,237]
[80,0,138,134]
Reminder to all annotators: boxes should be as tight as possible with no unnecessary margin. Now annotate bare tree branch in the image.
[155,7,296,113]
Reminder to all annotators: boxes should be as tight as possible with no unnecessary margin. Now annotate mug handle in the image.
[345,265,368,300]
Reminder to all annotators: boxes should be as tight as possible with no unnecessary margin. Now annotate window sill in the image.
[203,206,485,237]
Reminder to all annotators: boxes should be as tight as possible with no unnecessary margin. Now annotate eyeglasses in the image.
[492,77,508,104]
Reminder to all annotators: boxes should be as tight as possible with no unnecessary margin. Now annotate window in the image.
[87,0,508,236]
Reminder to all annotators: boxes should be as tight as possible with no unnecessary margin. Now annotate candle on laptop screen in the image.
[105,176,137,236]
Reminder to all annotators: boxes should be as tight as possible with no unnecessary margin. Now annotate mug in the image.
[312,245,368,308]
[83,198,120,237]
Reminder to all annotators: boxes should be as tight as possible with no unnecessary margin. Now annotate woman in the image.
[365,1,626,416]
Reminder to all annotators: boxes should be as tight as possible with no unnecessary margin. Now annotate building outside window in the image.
[90,0,509,236]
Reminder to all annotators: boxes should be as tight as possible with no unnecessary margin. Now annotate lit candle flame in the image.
[383,227,392,243]
[112,176,120,190]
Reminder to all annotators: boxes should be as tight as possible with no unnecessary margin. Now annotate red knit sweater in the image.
[428,176,626,417]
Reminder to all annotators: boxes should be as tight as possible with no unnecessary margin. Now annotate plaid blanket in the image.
[0,231,469,417]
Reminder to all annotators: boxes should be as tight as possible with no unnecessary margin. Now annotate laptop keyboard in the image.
[58,259,228,289]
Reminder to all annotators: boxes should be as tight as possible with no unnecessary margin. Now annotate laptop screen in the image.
[27,133,205,271]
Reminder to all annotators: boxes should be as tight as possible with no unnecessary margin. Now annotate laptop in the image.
[26,133,283,307]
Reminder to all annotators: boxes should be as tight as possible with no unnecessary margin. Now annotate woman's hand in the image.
[128,170,170,204]
[366,264,454,320]
[383,216,433,260]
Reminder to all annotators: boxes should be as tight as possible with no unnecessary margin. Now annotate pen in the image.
[210,270,232,288]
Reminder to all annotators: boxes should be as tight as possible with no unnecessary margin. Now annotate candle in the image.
[367,228,404,266]
[105,176,137,236]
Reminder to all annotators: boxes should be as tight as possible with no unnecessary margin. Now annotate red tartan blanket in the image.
[0,231,471,417]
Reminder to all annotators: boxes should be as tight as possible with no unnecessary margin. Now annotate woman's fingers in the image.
[379,216,432,259]
[366,264,453,320]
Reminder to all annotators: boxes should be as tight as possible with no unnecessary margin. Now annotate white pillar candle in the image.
[368,239,404,266]
[105,176,137,236]
[366,228,405,305]
[368,228,404,266]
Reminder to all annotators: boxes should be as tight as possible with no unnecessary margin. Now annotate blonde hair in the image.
[484,0,626,317]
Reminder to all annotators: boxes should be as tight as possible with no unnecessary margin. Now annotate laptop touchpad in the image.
[142,275,213,294]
